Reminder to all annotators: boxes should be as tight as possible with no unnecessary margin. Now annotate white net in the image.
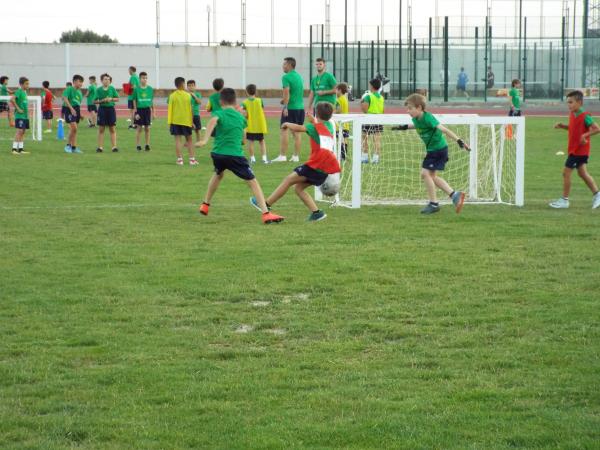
[0,95,42,142]
[325,114,525,208]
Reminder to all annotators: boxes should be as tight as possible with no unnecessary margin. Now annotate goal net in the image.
[318,114,525,208]
[0,95,43,141]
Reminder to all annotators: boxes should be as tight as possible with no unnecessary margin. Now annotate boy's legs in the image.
[108,126,117,149]
[576,164,599,194]
[247,140,255,159]
[421,169,439,203]
[259,139,267,160]
[185,135,196,160]
[203,172,224,205]
[294,181,319,212]
[562,167,574,198]
[266,172,305,206]
[98,126,105,148]
[135,126,142,147]
[69,123,77,147]
[278,128,289,157]
[292,130,302,157]
[246,178,270,213]
[144,127,150,146]
[194,129,200,142]
[174,135,183,159]
[91,110,97,126]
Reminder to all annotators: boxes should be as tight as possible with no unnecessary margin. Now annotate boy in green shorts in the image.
[9,77,29,155]
[1,76,14,127]
[187,79,202,142]
[396,93,470,214]
[87,75,98,127]
[195,88,284,224]
[62,74,84,154]
[133,71,154,151]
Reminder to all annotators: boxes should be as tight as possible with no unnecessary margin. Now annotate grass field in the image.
[1,116,599,449]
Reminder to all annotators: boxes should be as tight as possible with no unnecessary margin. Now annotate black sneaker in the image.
[112,147,119,153]
[420,203,440,214]
[144,145,151,151]
[136,145,142,152]
[307,210,327,222]
[96,147,103,153]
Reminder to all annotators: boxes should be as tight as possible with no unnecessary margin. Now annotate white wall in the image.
[0,43,310,90]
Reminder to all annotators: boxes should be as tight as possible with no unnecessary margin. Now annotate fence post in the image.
[357,41,362,94]
[549,41,553,97]
[384,40,388,79]
[333,42,337,79]
[413,38,417,93]
[474,26,479,97]
[370,40,375,79]
[484,17,488,102]
[523,17,527,100]
[444,16,449,102]
[561,16,566,101]
[428,17,432,101]
[399,0,403,99]
[309,26,313,82]
[65,43,70,83]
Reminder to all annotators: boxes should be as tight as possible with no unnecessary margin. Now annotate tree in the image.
[59,28,118,44]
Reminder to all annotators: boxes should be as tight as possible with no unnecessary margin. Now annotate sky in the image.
[0,0,581,45]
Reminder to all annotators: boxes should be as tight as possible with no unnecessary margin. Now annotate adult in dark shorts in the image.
[273,57,305,162]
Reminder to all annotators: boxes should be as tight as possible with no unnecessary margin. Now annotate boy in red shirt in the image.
[550,90,600,209]
[251,102,341,222]
[41,81,54,133]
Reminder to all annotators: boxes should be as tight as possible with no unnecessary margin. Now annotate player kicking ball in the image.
[195,88,284,225]
[394,93,470,214]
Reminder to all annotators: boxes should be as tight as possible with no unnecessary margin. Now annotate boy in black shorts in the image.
[10,77,29,154]
[86,75,97,127]
[187,79,202,142]
[195,88,284,224]
[0,76,14,127]
[95,73,120,153]
[62,74,84,153]
[168,77,198,166]
[133,71,154,151]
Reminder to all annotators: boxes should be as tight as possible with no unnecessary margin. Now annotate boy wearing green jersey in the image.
[0,76,14,127]
[396,94,470,214]
[127,66,140,130]
[508,79,522,116]
[187,79,202,142]
[95,73,120,153]
[9,77,29,155]
[62,74,84,154]
[87,75,98,127]
[133,71,154,151]
[206,78,224,138]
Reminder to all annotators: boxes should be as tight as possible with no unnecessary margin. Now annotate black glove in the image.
[391,125,409,131]
[457,139,465,149]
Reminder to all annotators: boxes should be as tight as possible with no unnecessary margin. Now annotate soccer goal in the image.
[320,114,525,208]
[0,95,43,141]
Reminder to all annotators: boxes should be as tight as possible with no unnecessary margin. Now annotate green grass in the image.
[1,117,599,449]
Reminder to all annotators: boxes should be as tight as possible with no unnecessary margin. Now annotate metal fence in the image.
[309,19,600,102]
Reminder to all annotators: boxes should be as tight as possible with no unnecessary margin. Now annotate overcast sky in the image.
[0,0,578,45]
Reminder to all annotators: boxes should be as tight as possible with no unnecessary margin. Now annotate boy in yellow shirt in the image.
[335,82,350,161]
[242,84,268,164]
[167,77,198,166]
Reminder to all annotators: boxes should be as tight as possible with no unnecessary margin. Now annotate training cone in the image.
[505,124,514,140]
[57,119,65,140]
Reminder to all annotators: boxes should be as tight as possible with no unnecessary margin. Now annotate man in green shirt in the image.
[133,71,154,152]
[62,74,84,154]
[87,75,98,127]
[306,57,337,112]
[128,66,140,129]
[273,57,305,162]
[9,76,29,154]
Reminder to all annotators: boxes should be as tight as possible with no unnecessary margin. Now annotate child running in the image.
[195,88,284,224]
[252,102,341,222]
[395,93,470,214]
[550,90,600,209]
[167,77,198,166]
[242,83,269,164]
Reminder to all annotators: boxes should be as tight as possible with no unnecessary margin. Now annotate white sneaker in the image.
[176,158,184,166]
[289,155,300,162]
[189,158,199,166]
[262,158,269,164]
[271,155,287,162]
[372,154,380,164]
[593,192,600,209]
[361,153,369,164]
[250,156,256,164]
[549,198,569,209]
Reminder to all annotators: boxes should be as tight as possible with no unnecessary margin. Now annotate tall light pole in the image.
[207,5,211,44]
[298,0,302,43]
[155,0,160,88]
[241,0,247,87]
[213,0,217,44]
[271,0,275,44]
[185,0,189,43]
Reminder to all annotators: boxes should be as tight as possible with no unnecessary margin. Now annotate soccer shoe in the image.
[271,155,287,162]
[145,145,151,152]
[262,158,269,164]
[420,203,441,214]
[307,210,327,222]
[72,147,83,154]
[250,156,256,164]
[136,145,142,152]
[96,147,103,153]
[176,158,184,166]
[112,147,119,153]
[189,158,199,166]
[549,198,569,209]
[592,192,600,209]
[250,196,271,212]
[199,202,209,216]
[64,145,72,153]
[44,129,52,134]
[451,191,466,213]
[11,149,21,155]
[262,211,284,224]
[361,154,369,164]
[289,155,300,162]
[372,154,380,164]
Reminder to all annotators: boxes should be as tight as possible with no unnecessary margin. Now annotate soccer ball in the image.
[319,173,340,196]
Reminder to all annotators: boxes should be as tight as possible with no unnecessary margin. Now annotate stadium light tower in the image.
[155,0,160,88]
[207,5,211,44]
[185,0,189,43]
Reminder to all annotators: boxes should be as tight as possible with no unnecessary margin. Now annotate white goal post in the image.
[0,95,43,141]
[320,114,525,208]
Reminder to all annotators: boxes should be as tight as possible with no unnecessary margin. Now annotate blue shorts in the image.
[15,118,30,130]
[135,108,152,127]
[98,106,117,127]
[281,108,305,126]
[65,105,81,124]
[87,104,97,113]
[246,132,264,141]
[127,99,135,109]
[294,164,328,186]
[211,153,255,180]
[43,110,53,120]
[565,155,589,168]
[193,115,202,131]
[422,147,449,171]
[170,124,192,136]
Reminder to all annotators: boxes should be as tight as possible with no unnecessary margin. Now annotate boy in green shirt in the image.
[62,74,84,154]
[133,71,154,151]
[508,79,522,116]
[187,79,202,142]
[95,73,120,153]
[195,88,284,224]
[127,66,140,129]
[206,78,223,138]
[87,75,98,127]
[9,77,29,155]
[396,93,470,214]
[360,78,385,163]
[0,76,14,127]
